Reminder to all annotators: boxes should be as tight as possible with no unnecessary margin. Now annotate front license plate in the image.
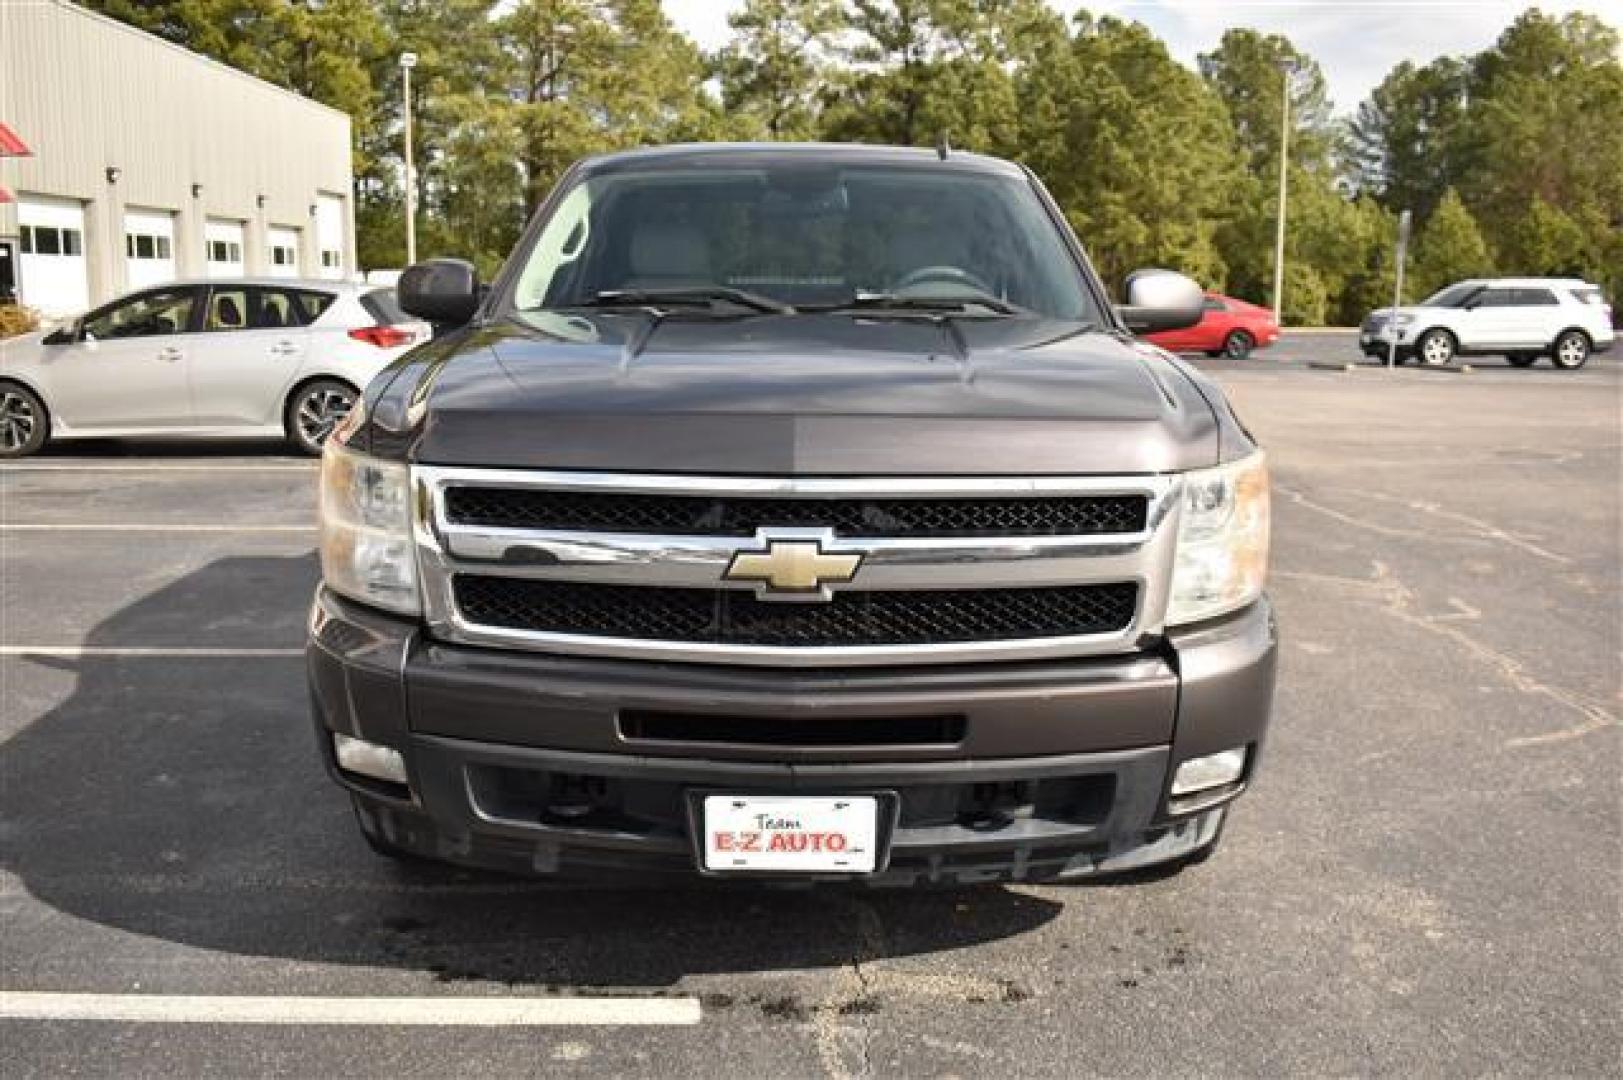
[702,795,879,874]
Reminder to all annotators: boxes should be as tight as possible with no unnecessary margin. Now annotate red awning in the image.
[0,186,15,204]
[0,122,32,157]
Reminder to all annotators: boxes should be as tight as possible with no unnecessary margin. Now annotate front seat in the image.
[625,222,713,289]
[213,295,244,329]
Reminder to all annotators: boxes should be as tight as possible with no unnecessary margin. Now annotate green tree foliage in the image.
[718,0,847,139]
[1409,189,1494,299]
[370,0,508,271]
[1348,57,1469,222]
[820,0,1052,155]
[1197,29,1378,319]
[1457,11,1622,295]
[1354,10,1622,301]
[1198,29,1335,175]
[500,1,715,212]
[1334,196,1403,321]
[1497,196,1590,278]
[1021,15,1245,290]
[85,1,1623,317]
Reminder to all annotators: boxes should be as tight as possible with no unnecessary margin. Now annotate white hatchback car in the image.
[0,278,428,458]
[1360,277,1614,369]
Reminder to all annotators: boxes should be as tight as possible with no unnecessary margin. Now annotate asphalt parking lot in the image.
[2,331,1618,1077]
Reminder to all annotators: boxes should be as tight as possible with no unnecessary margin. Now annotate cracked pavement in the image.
[1,334,1618,1076]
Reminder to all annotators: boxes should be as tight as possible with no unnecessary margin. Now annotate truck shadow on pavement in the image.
[1,554,1061,989]
[32,436,303,460]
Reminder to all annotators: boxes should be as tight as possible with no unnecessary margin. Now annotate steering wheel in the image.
[894,265,995,296]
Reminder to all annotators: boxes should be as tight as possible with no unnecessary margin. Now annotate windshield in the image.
[507,162,1099,321]
[1421,283,1482,308]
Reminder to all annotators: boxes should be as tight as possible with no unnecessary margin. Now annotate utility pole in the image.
[1387,209,1411,369]
[400,52,418,267]
[1272,59,1297,325]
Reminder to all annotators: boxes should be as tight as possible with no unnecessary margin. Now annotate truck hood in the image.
[368,311,1227,475]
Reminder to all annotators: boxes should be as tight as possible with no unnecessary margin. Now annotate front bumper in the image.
[1360,327,1415,357]
[308,589,1277,885]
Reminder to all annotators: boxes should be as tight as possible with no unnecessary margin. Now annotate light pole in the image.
[1271,59,1297,325]
[1387,209,1411,369]
[399,51,418,267]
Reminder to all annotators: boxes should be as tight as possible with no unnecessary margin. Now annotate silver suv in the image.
[1361,277,1614,369]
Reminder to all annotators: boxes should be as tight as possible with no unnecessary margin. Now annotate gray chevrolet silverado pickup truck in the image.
[308,143,1276,885]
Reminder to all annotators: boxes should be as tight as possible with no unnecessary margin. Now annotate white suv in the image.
[1361,278,1614,369]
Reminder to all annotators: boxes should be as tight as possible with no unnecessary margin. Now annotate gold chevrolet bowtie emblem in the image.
[725,539,863,597]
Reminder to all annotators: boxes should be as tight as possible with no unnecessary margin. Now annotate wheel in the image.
[1550,330,1590,370]
[1222,330,1255,360]
[285,379,357,455]
[1507,354,1538,368]
[1416,328,1456,366]
[0,383,49,459]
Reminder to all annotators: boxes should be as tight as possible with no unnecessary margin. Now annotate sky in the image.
[660,0,1621,114]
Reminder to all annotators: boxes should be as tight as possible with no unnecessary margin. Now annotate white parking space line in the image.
[0,524,315,532]
[0,647,303,658]
[0,464,315,472]
[0,991,703,1027]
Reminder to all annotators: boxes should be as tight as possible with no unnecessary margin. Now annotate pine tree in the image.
[1409,189,1494,299]
[1495,197,1588,278]
[717,0,846,140]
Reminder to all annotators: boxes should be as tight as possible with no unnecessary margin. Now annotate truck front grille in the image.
[453,577,1139,648]
[444,488,1148,538]
[415,468,1177,666]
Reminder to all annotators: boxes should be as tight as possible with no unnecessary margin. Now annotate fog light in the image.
[1171,747,1247,796]
[333,733,409,785]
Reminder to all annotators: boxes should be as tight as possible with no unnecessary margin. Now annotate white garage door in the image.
[266,226,300,279]
[18,195,90,317]
[124,208,177,291]
[205,219,246,278]
[315,195,345,280]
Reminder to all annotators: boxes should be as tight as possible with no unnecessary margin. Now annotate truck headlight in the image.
[319,436,420,615]
[1167,451,1269,625]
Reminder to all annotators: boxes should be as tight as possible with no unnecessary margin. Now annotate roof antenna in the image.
[936,130,951,160]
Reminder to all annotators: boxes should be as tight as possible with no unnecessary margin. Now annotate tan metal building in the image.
[0,0,355,317]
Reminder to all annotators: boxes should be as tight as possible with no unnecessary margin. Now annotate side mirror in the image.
[42,321,79,346]
[1116,269,1204,334]
[398,258,481,325]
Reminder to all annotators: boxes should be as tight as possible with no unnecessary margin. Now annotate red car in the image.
[1146,292,1280,359]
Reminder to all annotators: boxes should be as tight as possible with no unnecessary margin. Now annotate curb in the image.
[1307,360,1473,374]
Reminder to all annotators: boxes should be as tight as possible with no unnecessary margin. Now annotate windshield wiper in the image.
[807,291,1024,317]
[579,287,795,315]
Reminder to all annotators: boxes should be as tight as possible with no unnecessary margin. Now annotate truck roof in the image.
[576,142,1026,178]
